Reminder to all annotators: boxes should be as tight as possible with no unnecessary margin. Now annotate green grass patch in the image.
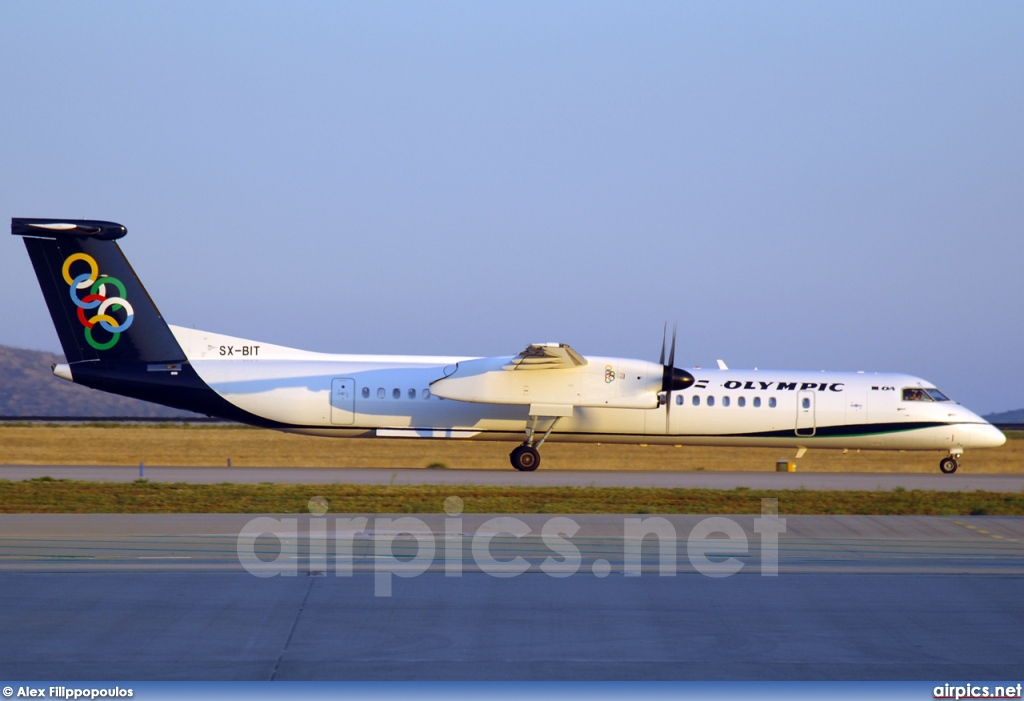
[1,480,1023,515]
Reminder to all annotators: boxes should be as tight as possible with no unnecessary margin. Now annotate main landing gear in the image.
[509,413,564,471]
[510,445,540,471]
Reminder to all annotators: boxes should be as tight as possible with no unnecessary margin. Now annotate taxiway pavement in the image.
[0,513,1021,680]
[3,465,1023,491]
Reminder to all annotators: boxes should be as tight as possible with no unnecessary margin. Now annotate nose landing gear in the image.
[940,449,963,474]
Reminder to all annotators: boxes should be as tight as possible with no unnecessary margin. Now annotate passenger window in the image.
[722,396,730,407]
[692,395,700,406]
[423,389,431,399]
[409,388,417,399]
[361,387,369,399]
[392,388,400,399]
[753,397,761,408]
[675,394,683,405]
[802,397,810,409]
[707,396,715,407]
[769,397,777,408]
[738,397,745,407]
[377,387,385,399]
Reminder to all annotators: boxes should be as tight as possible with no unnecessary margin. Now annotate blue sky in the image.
[2,2,1022,414]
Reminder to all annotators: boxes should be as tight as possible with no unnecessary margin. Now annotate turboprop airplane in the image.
[14,217,1006,473]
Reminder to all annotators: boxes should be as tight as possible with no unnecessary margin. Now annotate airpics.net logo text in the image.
[934,683,1023,699]
[235,497,786,597]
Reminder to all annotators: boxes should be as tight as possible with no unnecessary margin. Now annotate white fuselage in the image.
[170,326,1006,454]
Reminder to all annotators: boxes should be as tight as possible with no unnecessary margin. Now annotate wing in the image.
[503,343,588,371]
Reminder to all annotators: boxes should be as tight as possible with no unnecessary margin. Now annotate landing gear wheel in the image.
[939,457,959,474]
[510,445,540,472]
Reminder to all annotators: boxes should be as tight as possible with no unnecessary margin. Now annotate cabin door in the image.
[331,378,356,425]
[795,390,816,436]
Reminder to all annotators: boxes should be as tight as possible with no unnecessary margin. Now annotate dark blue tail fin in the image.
[14,218,281,424]
[14,218,185,365]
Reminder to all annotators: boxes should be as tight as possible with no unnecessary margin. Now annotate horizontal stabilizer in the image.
[13,218,127,241]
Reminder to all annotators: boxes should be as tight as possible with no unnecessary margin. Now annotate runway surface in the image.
[0,513,1022,680]
[3,464,1024,491]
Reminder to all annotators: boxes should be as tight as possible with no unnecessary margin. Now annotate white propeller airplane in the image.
[14,218,1005,473]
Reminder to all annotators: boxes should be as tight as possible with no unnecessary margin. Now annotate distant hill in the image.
[0,345,202,418]
[984,408,1024,424]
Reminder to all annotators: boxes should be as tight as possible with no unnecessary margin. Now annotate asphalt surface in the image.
[3,464,1023,491]
[0,514,1022,680]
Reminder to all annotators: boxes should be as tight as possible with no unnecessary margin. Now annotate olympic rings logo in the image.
[62,253,134,350]
[604,365,615,383]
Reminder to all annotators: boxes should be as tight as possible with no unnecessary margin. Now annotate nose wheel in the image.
[510,445,540,471]
[939,456,959,474]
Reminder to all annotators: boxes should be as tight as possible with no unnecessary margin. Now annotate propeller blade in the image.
[659,322,667,366]
[658,323,696,434]
[661,323,680,394]
[668,323,677,370]
[665,323,677,434]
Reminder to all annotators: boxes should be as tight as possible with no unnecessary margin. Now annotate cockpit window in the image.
[902,387,952,402]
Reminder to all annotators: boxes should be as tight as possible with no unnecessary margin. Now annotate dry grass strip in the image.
[0,425,1020,473]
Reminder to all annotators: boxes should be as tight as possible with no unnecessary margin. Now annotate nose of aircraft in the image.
[965,422,1007,449]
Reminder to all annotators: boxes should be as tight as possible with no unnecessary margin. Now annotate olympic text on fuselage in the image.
[696,380,846,392]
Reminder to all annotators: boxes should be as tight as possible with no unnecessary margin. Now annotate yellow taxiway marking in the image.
[953,520,1019,543]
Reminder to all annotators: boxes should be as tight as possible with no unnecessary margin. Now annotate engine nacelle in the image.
[429,356,664,409]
